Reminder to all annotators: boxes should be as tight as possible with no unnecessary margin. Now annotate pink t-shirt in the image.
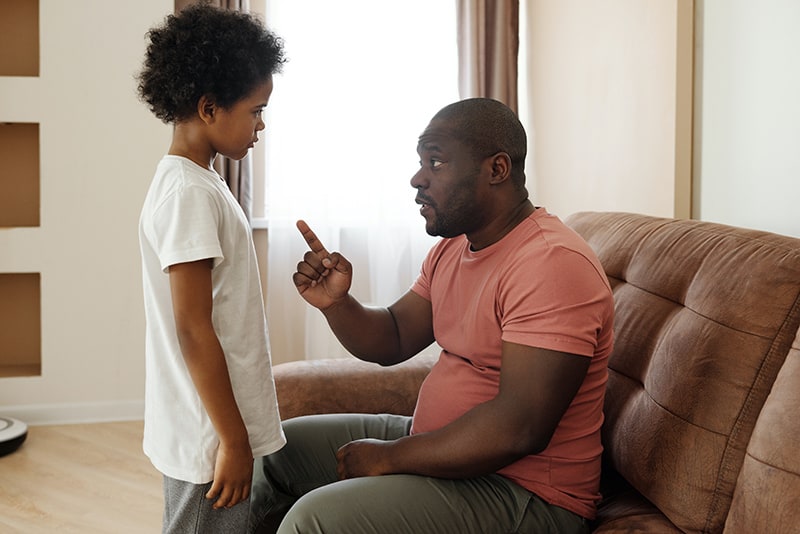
[410,208,614,519]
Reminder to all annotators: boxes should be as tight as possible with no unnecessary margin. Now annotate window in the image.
[262,0,458,226]
[261,1,458,360]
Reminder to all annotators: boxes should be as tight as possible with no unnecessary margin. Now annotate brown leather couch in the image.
[269,212,800,533]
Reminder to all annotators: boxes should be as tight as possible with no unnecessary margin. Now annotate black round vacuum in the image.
[0,416,28,456]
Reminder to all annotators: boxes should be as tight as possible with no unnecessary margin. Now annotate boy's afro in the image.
[137,2,285,124]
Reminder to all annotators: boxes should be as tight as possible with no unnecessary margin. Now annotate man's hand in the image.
[336,439,394,480]
[206,439,254,509]
[293,220,353,310]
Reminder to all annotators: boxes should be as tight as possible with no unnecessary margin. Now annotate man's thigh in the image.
[250,413,412,531]
[256,414,588,534]
[261,413,413,495]
[277,473,546,534]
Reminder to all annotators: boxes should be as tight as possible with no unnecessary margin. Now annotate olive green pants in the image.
[250,413,589,534]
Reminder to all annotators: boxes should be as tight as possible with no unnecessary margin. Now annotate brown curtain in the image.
[456,0,520,113]
[174,0,254,222]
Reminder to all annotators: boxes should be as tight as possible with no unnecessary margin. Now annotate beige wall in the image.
[694,0,800,237]
[522,0,798,238]
[521,0,693,220]
[0,0,173,424]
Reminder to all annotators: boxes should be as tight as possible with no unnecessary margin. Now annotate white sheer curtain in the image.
[263,1,458,361]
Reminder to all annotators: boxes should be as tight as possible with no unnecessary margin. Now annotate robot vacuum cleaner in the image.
[0,416,28,456]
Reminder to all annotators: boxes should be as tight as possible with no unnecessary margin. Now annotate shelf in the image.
[0,1,42,379]
[0,364,40,378]
[0,0,39,77]
[0,123,40,227]
[0,273,41,378]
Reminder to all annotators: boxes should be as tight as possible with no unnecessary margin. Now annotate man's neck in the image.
[468,198,536,251]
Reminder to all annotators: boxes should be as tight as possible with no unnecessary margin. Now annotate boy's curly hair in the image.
[137,2,285,124]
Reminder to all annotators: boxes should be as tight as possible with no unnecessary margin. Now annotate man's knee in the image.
[277,488,337,534]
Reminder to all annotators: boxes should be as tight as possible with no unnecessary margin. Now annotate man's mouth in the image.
[415,196,433,208]
[415,196,434,216]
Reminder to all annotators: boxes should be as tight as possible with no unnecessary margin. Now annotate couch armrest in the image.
[273,353,437,420]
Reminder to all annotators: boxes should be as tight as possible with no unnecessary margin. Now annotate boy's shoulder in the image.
[152,156,221,189]
[143,156,224,216]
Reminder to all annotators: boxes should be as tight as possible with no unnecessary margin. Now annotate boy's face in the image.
[209,76,274,161]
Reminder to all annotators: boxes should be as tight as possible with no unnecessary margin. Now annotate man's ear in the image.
[488,152,512,185]
[197,95,216,124]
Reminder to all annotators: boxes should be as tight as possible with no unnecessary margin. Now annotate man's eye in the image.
[418,158,443,169]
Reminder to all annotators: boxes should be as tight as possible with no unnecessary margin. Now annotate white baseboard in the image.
[0,400,145,426]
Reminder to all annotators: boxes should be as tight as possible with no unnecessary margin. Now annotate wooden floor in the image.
[0,420,162,533]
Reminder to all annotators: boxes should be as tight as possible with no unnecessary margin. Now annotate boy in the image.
[136,4,286,532]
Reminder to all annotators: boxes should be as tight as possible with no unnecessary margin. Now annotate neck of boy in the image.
[169,121,216,170]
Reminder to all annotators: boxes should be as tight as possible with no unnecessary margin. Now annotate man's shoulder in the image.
[522,210,602,262]
[425,235,466,261]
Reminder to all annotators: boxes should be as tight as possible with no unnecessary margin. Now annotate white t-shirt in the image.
[139,155,285,484]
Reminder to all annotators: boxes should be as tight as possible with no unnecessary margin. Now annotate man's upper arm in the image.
[388,290,435,361]
[498,341,591,453]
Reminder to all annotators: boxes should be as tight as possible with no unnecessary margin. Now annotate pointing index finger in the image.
[296,220,330,258]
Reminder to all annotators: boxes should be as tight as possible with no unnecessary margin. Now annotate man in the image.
[251,98,614,534]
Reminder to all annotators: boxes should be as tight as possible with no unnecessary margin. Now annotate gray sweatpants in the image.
[250,413,589,534]
[163,476,250,533]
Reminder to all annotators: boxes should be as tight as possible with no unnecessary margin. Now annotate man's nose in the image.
[410,168,425,189]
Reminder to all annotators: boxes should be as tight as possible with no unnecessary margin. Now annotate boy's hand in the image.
[206,439,253,509]
[293,220,353,310]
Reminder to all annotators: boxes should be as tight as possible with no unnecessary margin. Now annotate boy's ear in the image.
[197,95,216,124]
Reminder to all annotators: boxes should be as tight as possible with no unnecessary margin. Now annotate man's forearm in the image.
[321,294,405,365]
[346,345,590,480]
[337,398,531,481]
[391,400,529,478]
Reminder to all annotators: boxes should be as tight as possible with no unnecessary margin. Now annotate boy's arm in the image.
[169,259,252,510]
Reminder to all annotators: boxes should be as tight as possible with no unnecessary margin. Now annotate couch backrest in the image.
[723,327,800,533]
[565,212,800,534]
